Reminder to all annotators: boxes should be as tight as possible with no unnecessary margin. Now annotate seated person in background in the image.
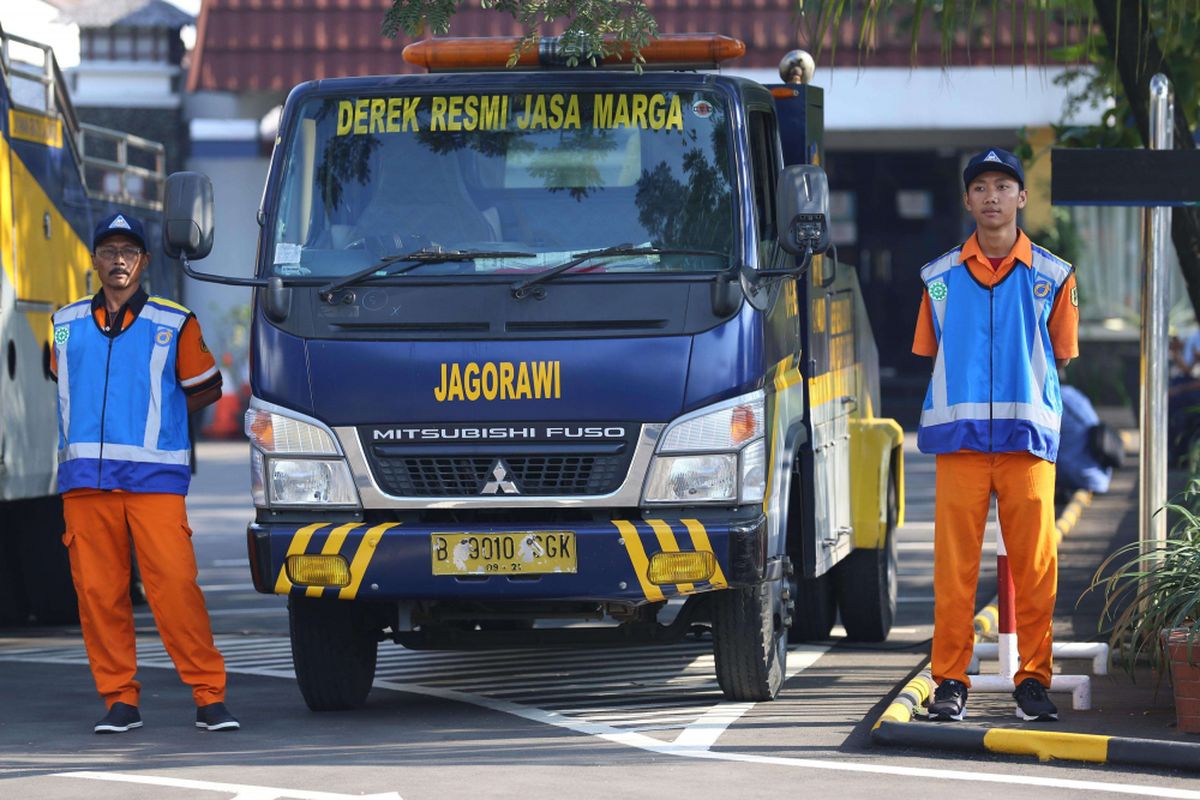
[1056,381,1114,497]
[1169,334,1200,465]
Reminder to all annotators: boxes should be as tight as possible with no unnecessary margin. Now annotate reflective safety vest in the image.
[52,295,192,494]
[917,244,1073,462]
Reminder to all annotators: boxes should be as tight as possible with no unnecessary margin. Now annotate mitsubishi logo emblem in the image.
[481,460,519,495]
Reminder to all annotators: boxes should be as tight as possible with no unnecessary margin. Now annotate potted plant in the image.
[1089,485,1200,734]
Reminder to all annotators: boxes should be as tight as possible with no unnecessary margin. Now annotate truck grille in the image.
[359,424,640,498]
[367,454,628,497]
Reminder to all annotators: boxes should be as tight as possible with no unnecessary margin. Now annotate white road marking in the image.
[51,771,400,800]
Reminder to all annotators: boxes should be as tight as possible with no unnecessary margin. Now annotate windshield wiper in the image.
[319,248,535,302]
[511,245,728,299]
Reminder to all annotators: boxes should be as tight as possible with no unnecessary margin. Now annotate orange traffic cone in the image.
[202,388,244,439]
[202,357,244,439]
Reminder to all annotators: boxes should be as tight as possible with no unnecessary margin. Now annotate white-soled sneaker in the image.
[928,679,968,721]
[1013,678,1059,721]
[95,702,142,734]
[195,702,240,731]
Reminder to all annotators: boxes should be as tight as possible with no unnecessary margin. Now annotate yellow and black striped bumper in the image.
[247,513,767,603]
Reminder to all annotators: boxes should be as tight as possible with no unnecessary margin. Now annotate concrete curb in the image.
[870,671,1200,773]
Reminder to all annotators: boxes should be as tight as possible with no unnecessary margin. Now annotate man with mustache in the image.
[50,213,238,734]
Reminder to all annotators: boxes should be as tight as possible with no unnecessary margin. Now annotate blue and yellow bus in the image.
[0,25,164,623]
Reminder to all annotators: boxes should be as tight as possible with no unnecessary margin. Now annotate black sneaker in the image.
[1013,678,1058,721]
[94,702,142,734]
[195,702,240,731]
[928,679,968,721]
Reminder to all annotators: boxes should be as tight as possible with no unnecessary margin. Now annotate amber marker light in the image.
[286,554,351,587]
[404,34,746,71]
[246,409,274,450]
[648,551,716,585]
[730,404,758,445]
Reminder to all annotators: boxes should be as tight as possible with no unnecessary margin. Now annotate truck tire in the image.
[787,570,837,642]
[289,596,379,711]
[834,467,898,642]
[711,579,787,701]
[19,496,79,625]
[0,516,31,625]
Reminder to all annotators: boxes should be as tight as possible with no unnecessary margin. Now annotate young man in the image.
[912,149,1079,722]
[51,213,239,733]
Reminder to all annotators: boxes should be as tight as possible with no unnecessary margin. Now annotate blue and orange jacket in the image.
[913,231,1076,461]
[51,289,220,494]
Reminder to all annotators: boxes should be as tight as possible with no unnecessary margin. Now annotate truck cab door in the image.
[807,267,855,572]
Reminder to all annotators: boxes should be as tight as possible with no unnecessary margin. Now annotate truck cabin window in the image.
[271,90,735,278]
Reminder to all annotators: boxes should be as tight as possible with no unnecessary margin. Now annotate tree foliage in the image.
[382,0,659,68]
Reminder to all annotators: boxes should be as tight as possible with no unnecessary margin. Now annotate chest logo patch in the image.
[54,326,69,345]
[155,328,174,346]
[1033,279,1052,299]
[928,280,948,302]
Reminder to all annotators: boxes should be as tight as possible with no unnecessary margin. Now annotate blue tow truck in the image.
[166,34,905,710]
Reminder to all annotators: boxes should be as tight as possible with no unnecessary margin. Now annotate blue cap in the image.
[963,148,1024,190]
[93,212,147,251]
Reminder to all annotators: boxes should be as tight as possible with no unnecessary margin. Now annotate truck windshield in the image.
[270,89,735,279]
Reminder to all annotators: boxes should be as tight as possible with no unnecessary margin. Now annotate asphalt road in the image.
[0,440,1193,800]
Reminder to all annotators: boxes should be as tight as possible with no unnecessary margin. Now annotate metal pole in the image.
[1140,74,1173,554]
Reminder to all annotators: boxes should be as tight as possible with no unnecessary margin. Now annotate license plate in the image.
[431,531,577,576]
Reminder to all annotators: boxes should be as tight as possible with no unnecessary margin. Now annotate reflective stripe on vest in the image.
[917,244,1071,461]
[52,297,193,494]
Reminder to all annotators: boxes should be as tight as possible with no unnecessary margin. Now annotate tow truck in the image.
[165,34,905,709]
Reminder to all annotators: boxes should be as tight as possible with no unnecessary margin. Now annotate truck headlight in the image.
[246,401,360,509]
[643,454,738,503]
[269,458,358,506]
[642,390,767,505]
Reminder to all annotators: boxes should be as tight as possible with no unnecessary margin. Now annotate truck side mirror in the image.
[163,171,214,260]
[775,165,830,257]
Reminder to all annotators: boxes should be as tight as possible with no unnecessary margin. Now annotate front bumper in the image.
[247,513,767,603]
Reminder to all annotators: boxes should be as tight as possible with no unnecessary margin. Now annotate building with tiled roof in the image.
[187,0,1081,92]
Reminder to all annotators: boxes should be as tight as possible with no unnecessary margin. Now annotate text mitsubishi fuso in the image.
[166,36,907,710]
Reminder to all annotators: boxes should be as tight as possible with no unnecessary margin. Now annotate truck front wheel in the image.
[289,596,380,711]
[711,579,787,701]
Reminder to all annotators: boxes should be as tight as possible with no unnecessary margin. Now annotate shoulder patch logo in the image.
[109,215,131,230]
[1033,279,1052,299]
[983,150,1002,163]
[155,328,173,346]
[928,280,948,302]
[1071,285,1079,307]
[54,326,69,345]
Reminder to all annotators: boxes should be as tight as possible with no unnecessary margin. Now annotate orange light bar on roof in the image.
[403,34,746,71]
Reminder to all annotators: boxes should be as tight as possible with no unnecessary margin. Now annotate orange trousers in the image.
[62,491,226,708]
[932,451,1057,688]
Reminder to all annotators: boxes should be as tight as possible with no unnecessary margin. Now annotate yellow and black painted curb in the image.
[972,489,1093,642]
[870,670,1200,773]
